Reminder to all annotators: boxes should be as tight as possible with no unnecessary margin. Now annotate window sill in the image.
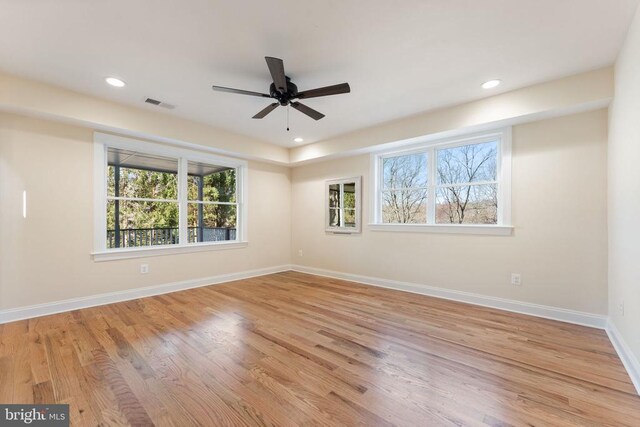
[92,241,248,262]
[368,223,513,236]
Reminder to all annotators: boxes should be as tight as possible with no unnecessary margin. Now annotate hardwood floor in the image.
[1,271,639,426]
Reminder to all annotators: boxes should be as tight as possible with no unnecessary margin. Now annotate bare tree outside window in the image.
[374,132,507,228]
[381,153,428,223]
[435,141,498,224]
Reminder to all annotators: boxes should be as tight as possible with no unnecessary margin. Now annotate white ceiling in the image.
[0,0,637,148]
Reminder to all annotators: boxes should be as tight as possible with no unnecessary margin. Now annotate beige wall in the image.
[609,6,640,362]
[291,109,608,314]
[0,112,291,310]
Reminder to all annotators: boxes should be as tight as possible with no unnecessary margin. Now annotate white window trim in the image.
[92,132,248,261]
[369,127,513,236]
[367,223,513,236]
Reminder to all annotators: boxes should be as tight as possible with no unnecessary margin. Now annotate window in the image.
[94,133,247,260]
[371,129,511,234]
[381,152,428,223]
[107,150,180,248]
[435,140,498,224]
[326,177,362,233]
[187,161,238,243]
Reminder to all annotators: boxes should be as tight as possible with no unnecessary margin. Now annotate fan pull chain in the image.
[286,105,290,131]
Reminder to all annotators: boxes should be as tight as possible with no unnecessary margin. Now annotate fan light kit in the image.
[481,79,501,89]
[105,77,126,88]
[212,56,351,129]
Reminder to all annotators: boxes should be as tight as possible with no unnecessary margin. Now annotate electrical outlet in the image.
[511,273,522,286]
[619,302,625,316]
[298,249,303,257]
[140,264,149,274]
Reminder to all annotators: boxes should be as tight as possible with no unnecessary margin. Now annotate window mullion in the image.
[427,148,436,224]
[340,183,345,227]
[193,200,237,206]
[381,186,429,192]
[178,157,188,245]
[434,180,498,189]
[107,196,179,203]
[377,156,383,223]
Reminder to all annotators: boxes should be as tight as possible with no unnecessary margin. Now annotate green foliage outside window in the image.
[188,169,237,228]
[107,166,237,230]
[107,166,179,230]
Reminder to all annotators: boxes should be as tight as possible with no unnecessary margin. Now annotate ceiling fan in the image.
[212,56,350,121]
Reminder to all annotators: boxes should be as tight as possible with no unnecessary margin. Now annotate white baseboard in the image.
[0,265,292,325]
[290,264,608,329]
[606,320,640,395]
[1,264,606,330]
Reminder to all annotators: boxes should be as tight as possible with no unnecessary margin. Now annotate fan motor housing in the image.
[270,77,298,105]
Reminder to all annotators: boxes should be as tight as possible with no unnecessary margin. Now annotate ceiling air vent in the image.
[144,97,175,109]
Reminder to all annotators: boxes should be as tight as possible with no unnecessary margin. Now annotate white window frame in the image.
[369,128,513,236]
[92,133,248,261]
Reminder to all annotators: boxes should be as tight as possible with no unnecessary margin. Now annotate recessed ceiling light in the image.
[294,137,304,143]
[105,77,126,88]
[481,79,501,89]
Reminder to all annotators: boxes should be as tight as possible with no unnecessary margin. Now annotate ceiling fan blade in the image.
[212,85,271,98]
[265,56,288,93]
[290,102,325,120]
[296,83,350,100]
[252,103,279,119]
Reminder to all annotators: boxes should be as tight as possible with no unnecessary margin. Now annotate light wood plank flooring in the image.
[1,271,639,426]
